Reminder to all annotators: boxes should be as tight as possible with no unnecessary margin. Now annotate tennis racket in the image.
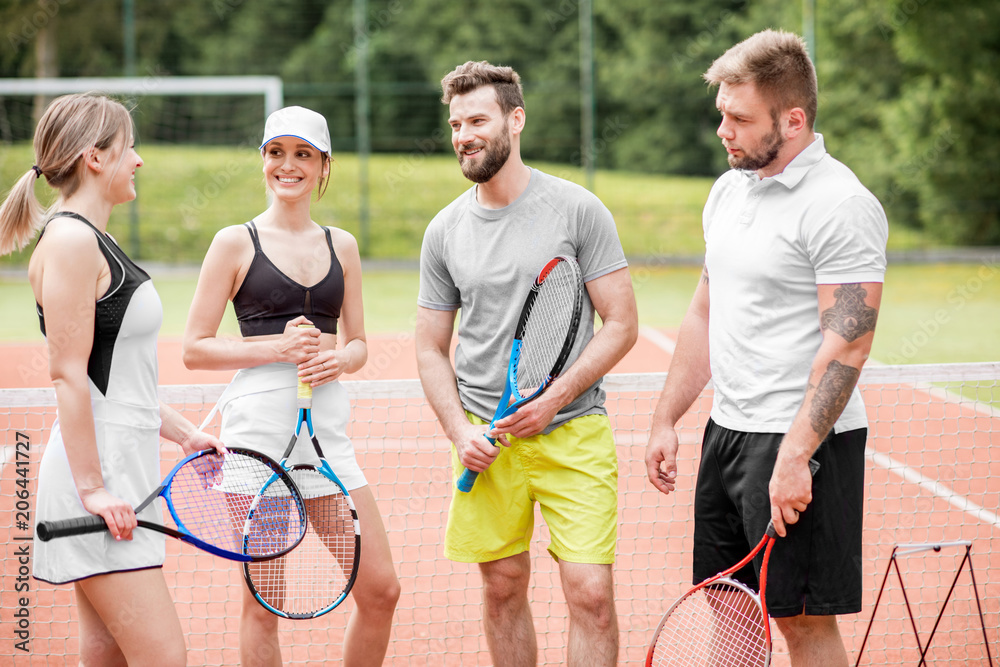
[646,459,821,666]
[37,447,307,563]
[456,255,585,493]
[243,349,362,619]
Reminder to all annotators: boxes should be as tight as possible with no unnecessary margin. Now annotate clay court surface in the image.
[0,329,675,388]
[1,330,998,665]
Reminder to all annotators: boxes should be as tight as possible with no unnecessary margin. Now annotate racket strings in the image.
[246,468,358,617]
[168,451,305,558]
[651,583,768,667]
[517,261,581,395]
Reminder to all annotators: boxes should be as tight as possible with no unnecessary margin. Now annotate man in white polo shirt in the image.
[645,29,887,666]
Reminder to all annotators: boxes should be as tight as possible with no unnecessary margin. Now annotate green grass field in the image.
[3,262,998,365]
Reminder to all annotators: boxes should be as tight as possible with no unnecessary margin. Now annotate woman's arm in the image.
[158,401,226,457]
[35,220,137,540]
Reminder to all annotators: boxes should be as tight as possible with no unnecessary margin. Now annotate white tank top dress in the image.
[32,213,166,585]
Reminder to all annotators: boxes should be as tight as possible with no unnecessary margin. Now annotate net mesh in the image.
[649,579,769,667]
[246,467,360,619]
[517,259,583,395]
[174,450,306,560]
[1,364,998,665]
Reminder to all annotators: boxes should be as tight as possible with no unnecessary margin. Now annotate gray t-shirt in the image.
[418,168,629,431]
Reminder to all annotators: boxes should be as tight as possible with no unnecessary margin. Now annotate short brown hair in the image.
[704,29,817,128]
[440,61,524,116]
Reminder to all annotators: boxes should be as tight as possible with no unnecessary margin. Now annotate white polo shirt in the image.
[703,134,888,434]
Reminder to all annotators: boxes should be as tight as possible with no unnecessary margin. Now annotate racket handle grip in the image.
[297,323,316,406]
[37,515,107,541]
[455,431,499,493]
[456,468,479,493]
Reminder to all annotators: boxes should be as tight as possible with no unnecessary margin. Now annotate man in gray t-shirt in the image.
[416,61,637,666]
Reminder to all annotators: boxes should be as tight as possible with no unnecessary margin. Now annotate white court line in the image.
[867,449,1000,531]
[639,326,677,355]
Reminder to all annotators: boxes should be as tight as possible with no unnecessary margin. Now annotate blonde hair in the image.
[440,61,524,116]
[317,154,332,201]
[704,29,818,128]
[0,93,134,255]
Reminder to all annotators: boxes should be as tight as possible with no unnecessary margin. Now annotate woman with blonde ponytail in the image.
[1,93,225,666]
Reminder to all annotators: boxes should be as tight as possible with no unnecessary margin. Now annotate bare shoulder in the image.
[38,215,100,249]
[34,216,102,274]
[326,226,360,260]
[326,225,358,247]
[30,217,104,300]
[211,222,254,250]
[198,223,256,283]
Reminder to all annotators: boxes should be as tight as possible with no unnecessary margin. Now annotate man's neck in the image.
[475,158,531,210]
[757,130,817,179]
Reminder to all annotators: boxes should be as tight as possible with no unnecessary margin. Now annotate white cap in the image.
[259,106,331,154]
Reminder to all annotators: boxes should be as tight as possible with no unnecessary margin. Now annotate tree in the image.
[596,0,758,176]
[884,0,1000,243]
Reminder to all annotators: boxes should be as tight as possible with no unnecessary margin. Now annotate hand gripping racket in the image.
[456,255,585,493]
[244,351,362,619]
[37,447,307,562]
[646,459,820,667]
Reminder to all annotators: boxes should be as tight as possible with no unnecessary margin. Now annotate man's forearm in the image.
[780,341,870,461]
[651,290,712,431]
[548,316,637,409]
[781,281,881,458]
[416,348,470,443]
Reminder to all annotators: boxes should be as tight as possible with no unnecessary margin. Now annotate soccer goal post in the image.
[0,76,283,260]
[0,75,283,116]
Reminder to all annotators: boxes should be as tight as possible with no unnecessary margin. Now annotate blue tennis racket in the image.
[37,447,307,562]
[244,337,362,619]
[456,255,585,493]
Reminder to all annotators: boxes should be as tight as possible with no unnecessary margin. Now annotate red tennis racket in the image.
[646,459,820,666]
[647,524,777,666]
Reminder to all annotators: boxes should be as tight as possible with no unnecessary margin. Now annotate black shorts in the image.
[692,418,867,617]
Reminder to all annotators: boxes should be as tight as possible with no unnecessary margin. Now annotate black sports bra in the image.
[232,220,343,336]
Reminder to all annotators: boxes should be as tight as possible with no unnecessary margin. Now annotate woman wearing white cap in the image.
[183,106,399,665]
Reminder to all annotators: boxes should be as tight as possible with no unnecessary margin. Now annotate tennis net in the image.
[2,363,998,665]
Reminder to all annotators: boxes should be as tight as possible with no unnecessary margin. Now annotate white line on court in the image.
[639,326,677,355]
[867,449,1000,531]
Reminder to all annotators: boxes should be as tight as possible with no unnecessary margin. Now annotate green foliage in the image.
[598,0,749,176]
[819,0,1000,244]
[0,0,996,244]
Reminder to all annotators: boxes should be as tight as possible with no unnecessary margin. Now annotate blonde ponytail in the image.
[0,169,46,255]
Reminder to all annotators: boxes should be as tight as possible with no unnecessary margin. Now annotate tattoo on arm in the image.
[809,360,861,435]
[820,284,878,342]
[701,269,709,285]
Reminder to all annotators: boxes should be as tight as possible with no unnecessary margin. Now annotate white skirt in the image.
[33,402,166,585]
[218,363,368,494]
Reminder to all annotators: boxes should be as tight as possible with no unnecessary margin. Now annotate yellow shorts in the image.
[444,412,618,564]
